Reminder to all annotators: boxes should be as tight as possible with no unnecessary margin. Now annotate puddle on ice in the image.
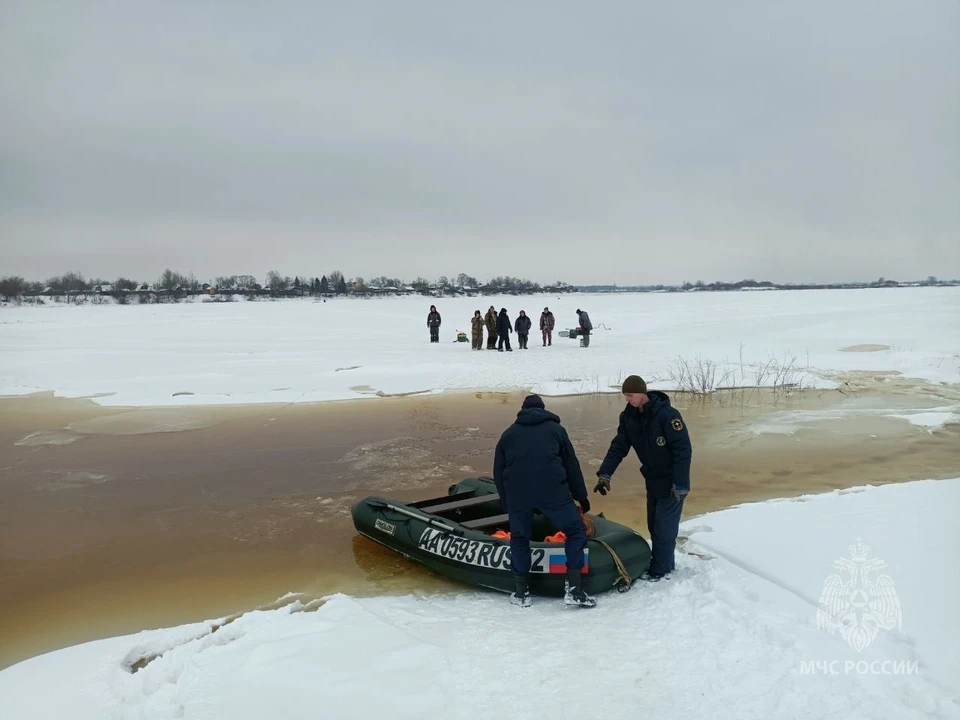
[840,344,892,352]
[744,392,960,438]
[15,429,80,446]
[14,409,220,445]
[66,410,215,435]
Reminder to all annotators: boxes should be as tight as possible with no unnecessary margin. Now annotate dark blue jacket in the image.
[577,311,593,332]
[597,391,692,498]
[493,408,588,510]
[496,311,512,336]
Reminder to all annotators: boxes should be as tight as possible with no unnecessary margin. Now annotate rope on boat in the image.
[590,537,632,591]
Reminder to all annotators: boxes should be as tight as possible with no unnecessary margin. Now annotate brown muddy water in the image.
[1,381,959,669]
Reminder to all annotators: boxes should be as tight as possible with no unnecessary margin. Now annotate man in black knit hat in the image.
[594,375,692,581]
[493,394,596,608]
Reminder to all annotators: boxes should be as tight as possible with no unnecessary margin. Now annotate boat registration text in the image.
[416,527,588,573]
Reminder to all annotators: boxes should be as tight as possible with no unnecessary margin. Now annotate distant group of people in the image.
[428,305,594,350]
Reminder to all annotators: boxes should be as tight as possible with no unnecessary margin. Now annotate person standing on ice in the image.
[484,306,499,349]
[496,308,513,352]
[575,308,593,347]
[427,305,441,343]
[539,307,555,346]
[470,310,484,350]
[594,375,692,581]
[514,310,532,349]
[493,394,596,608]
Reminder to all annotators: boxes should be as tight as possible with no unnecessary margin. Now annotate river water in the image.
[1,381,958,668]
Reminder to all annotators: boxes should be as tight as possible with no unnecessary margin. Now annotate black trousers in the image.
[508,501,586,576]
[646,494,685,575]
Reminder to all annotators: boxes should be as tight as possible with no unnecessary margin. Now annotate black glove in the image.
[579,497,591,513]
[593,476,611,495]
[671,486,689,501]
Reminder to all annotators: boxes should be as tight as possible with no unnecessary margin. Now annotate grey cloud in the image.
[1,0,957,284]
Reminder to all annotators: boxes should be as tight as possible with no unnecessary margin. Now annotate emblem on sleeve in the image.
[656,436,666,447]
[671,418,684,432]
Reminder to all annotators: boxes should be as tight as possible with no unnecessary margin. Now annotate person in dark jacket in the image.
[494,394,596,608]
[539,307,555,346]
[427,305,441,343]
[496,308,513,352]
[484,306,498,349]
[514,310,532,349]
[594,375,692,580]
[470,310,484,350]
[575,309,593,347]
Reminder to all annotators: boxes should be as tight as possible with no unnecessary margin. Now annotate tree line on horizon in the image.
[1,270,954,303]
[0,269,575,300]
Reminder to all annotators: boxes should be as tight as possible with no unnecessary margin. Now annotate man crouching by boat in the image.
[493,394,597,608]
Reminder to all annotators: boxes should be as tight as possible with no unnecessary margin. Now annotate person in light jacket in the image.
[470,310,484,350]
[539,307,555,346]
[484,306,499,350]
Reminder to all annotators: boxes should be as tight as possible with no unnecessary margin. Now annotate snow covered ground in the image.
[2,478,957,720]
[1,288,958,407]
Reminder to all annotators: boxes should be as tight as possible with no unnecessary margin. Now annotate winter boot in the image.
[563,568,597,608]
[510,575,532,608]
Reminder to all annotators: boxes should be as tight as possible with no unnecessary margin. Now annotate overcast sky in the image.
[1,0,957,286]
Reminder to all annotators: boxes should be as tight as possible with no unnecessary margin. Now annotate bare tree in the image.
[0,275,26,300]
[46,271,90,294]
[158,269,187,291]
[411,277,430,295]
[115,277,139,292]
[265,270,287,294]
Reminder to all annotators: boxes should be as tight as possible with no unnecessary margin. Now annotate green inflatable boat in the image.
[351,477,651,596]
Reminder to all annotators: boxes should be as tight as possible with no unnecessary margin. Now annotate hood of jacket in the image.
[514,407,561,426]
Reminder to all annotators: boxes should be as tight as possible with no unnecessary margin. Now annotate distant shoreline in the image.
[2,278,958,305]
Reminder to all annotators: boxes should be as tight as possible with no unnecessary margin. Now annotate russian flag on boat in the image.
[548,549,589,574]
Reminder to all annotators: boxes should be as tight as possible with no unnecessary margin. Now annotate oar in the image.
[364,498,462,534]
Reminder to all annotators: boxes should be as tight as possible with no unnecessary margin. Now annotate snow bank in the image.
[682,479,960,696]
[2,478,957,720]
[0,287,957,407]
